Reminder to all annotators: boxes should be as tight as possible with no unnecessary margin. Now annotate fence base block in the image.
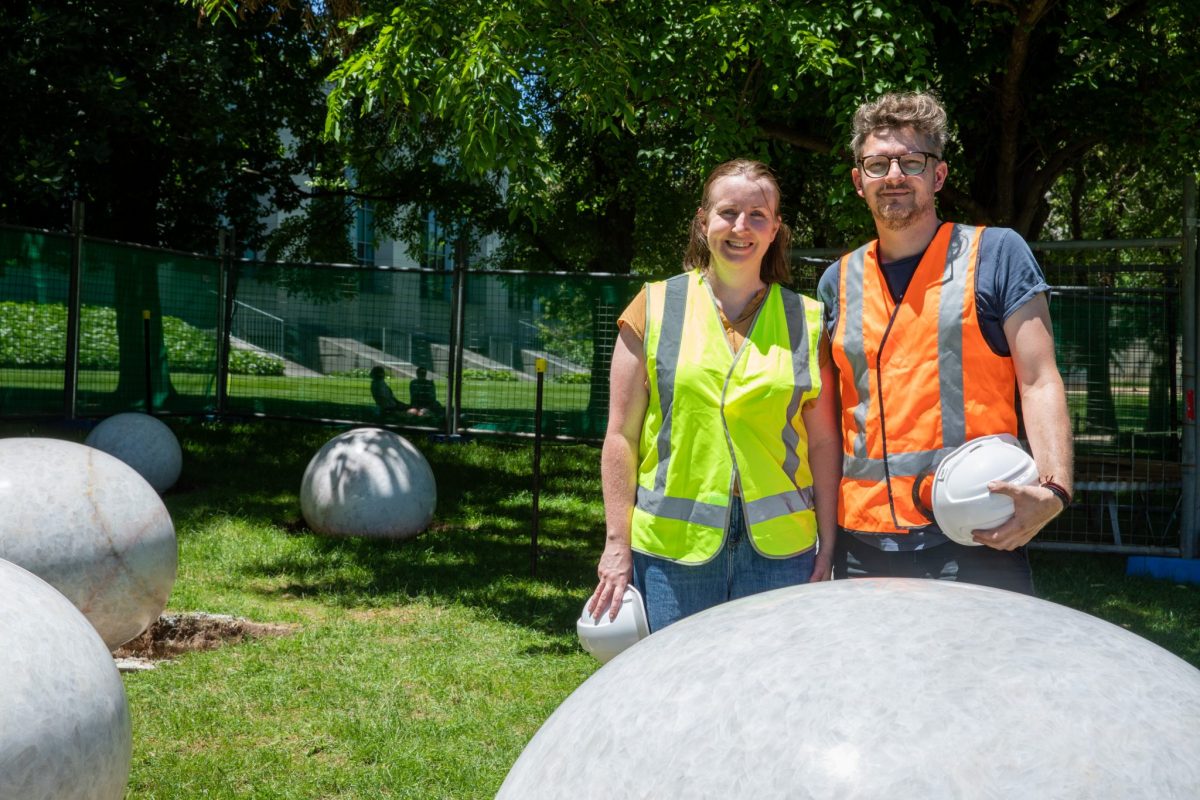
[1126,556,1200,584]
[429,433,471,445]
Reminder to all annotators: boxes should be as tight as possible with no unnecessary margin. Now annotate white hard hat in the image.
[577,586,650,664]
[932,434,1039,546]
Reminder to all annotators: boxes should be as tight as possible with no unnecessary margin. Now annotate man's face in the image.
[852,126,947,232]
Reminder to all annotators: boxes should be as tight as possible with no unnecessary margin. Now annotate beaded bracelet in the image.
[1041,480,1072,509]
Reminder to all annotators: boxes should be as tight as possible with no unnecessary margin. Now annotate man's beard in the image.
[871,194,932,231]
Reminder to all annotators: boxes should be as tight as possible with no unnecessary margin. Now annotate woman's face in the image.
[700,175,781,272]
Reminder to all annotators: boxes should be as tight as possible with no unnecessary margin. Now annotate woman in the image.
[587,159,841,632]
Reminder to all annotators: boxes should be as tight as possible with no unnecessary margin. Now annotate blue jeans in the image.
[632,496,816,633]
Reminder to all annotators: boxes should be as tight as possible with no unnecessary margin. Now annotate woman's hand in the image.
[808,548,834,582]
[587,541,634,621]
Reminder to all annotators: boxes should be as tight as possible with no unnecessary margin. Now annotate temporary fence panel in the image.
[0,227,72,416]
[455,271,642,439]
[1037,254,1182,552]
[76,239,221,416]
[224,261,456,426]
[789,255,828,297]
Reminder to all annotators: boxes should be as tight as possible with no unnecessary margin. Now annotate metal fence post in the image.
[446,235,468,436]
[63,201,84,420]
[215,228,234,415]
[1180,174,1198,558]
[531,357,547,577]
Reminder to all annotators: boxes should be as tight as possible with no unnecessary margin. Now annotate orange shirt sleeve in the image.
[618,286,648,342]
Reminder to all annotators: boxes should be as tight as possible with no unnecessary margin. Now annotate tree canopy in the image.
[306,0,1197,269]
[12,0,1199,266]
[0,0,331,251]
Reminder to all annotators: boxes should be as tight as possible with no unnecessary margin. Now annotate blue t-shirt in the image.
[816,226,1050,551]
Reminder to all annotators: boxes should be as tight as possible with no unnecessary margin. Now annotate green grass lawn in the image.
[5,418,1199,798]
[2,368,591,410]
[125,421,604,799]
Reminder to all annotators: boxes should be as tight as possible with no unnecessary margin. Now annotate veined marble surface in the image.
[498,578,1200,799]
[301,427,436,539]
[0,437,177,649]
[0,557,132,799]
[85,412,183,493]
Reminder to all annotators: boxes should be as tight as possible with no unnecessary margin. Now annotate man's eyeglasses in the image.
[858,152,940,179]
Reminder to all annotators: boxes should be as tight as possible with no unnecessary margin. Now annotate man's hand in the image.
[971,481,1064,550]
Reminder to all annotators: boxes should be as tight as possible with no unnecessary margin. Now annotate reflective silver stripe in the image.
[780,288,812,482]
[843,447,958,480]
[744,487,816,526]
[937,224,973,449]
[653,274,690,493]
[842,247,871,459]
[635,486,727,529]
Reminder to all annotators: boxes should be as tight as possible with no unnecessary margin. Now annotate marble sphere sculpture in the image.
[0,557,132,800]
[0,437,177,649]
[85,412,183,493]
[300,427,436,538]
[498,579,1200,799]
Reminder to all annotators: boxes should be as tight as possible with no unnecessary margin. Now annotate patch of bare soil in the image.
[113,612,298,671]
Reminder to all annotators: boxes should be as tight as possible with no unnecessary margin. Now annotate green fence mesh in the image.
[222,262,642,437]
[76,239,221,416]
[225,261,457,423]
[455,272,640,438]
[1038,254,1182,550]
[0,227,72,416]
[0,224,1190,552]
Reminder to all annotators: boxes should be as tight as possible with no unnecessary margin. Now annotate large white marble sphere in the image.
[300,427,436,538]
[498,579,1200,799]
[0,557,132,800]
[0,437,177,649]
[85,412,183,493]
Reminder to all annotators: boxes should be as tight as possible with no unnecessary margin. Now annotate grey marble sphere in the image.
[0,557,132,800]
[85,412,183,493]
[0,437,177,649]
[300,427,436,538]
[498,579,1200,800]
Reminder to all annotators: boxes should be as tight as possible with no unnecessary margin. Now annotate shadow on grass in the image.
[170,419,604,638]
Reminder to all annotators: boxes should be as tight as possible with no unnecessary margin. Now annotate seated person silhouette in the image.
[407,367,444,418]
[370,366,402,416]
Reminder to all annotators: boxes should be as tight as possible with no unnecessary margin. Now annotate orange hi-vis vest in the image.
[831,223,1018,535]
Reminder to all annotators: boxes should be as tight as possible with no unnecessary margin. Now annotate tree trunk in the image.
[100,145,178,409]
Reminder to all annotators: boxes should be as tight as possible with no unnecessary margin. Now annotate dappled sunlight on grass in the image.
[158,421,603,641]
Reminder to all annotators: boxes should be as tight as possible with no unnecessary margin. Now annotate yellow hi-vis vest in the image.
[631,270,824,564]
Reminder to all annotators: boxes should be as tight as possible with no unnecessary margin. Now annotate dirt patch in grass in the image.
[114,612,298,670]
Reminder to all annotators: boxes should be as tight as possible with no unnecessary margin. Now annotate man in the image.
[817,91,1073,594]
